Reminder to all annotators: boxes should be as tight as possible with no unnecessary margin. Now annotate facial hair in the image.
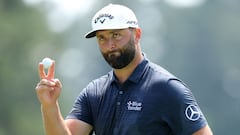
[102,37,136,69]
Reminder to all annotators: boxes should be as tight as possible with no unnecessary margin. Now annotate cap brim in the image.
[84,30,97,38]
[85,26,139,39]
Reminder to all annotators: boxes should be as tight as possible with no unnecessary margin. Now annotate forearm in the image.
[41,102,71,135]
[192,125,213,135]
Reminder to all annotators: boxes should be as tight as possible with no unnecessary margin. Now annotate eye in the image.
[97,35,105,42]
[113,32,121,39]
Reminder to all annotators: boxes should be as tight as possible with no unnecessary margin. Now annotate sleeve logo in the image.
[185,104,201,121]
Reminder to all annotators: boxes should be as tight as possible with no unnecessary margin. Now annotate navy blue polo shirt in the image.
[66,58,207,135]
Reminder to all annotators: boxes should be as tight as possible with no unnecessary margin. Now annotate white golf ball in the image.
[42,57,53,69]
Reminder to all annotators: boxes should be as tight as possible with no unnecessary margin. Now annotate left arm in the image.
[193,125,213,135]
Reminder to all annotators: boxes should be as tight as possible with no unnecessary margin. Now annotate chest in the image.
[91,81,169,135]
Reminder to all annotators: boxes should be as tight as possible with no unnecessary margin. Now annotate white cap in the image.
[85,4,139,38]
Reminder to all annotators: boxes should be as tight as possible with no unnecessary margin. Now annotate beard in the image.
[101,37,136,69]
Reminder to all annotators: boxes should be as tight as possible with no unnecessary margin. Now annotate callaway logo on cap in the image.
[85,4,139,38]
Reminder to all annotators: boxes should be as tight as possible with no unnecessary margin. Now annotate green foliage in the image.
[0,0,53,134]
[0,0,239,134]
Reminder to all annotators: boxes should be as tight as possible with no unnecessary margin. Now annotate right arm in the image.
[35,61,92,135]
[40,101,92,135]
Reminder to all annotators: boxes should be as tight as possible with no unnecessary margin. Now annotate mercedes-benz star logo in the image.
[185,104,201,121]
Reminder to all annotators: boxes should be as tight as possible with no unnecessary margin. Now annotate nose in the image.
[106,38,116,50]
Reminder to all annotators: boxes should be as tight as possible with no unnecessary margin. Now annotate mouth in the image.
[108,50,121,59]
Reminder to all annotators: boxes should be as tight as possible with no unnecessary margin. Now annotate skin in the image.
[35,28,213,135]
[96,28,143,83]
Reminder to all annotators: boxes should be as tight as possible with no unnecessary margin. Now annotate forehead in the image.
[96,29,128,36]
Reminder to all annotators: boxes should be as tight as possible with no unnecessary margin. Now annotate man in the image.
[35,4,213,135]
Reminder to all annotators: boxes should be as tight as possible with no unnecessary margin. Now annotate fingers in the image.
[52,78,62,88]
[36,79,56,90]
[38,61,55,80]
[47,61,55,79]
[35,78,62,90]
[35,78,62,106]
[36,59,61,105]
[39,63,46,79]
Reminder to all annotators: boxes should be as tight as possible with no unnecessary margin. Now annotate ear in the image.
[135,28,142,39]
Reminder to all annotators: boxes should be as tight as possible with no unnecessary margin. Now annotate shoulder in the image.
[146,62,178,86]
[86,73,110,89]
[82,72,112,97]
[148,62,176,80]
[146,61,190,96]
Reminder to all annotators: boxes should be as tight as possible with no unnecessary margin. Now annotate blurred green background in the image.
[0,0,239,134]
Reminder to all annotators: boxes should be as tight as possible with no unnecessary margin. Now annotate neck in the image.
[113,51,143,84]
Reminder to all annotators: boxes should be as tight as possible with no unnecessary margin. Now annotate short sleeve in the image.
[164,79,208,134]
[65,88,93,125]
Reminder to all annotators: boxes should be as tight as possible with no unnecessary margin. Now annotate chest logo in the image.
[127,101,142,111]
[185,104,201,121]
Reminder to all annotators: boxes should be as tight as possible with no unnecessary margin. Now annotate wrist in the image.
[41,101,59,113]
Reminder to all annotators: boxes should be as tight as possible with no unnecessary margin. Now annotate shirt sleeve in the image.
[164,79,208,134]
[65,87,93,125]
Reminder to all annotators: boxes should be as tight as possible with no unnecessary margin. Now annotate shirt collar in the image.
[128,57,149,83]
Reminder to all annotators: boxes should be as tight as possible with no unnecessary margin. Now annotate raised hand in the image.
[35,60,62,107]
